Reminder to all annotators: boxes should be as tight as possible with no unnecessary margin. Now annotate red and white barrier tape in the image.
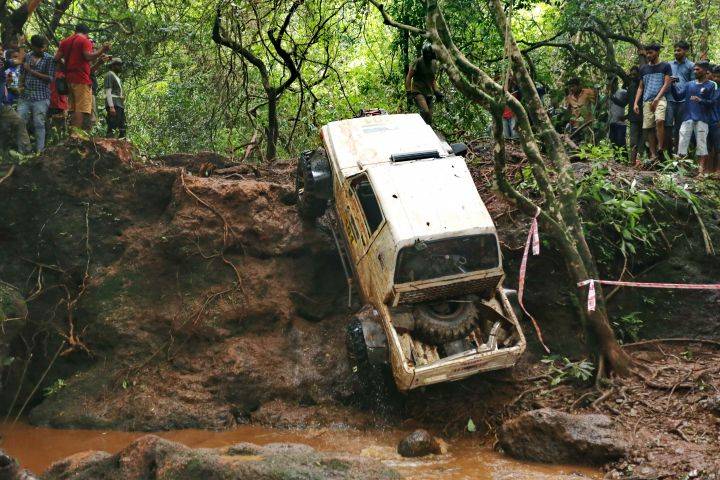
[578,279,720,312]
[517,208,549,353]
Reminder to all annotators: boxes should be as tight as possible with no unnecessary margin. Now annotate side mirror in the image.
[450,142,468,157]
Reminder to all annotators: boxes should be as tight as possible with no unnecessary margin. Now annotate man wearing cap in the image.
[55,24,110,131]
[633,43,673,162]
[104,57,126,138]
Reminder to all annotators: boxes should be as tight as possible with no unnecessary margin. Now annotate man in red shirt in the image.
[54,24,110,130]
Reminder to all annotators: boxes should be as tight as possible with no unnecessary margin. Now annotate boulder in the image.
[397,429,442,458]
[42,434,400,480]
[498,408,628,465]
[0,450,38,480]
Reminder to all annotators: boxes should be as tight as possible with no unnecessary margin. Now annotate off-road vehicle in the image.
[296,112,526,392]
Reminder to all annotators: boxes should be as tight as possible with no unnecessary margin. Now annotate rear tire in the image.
[413,297,479,345]
[296,150,328,220]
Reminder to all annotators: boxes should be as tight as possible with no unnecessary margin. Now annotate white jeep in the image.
[296,112,526,393]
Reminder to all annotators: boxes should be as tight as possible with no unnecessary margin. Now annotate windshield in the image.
[394,234,500,284]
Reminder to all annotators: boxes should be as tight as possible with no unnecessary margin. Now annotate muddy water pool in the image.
[0,421,601,479]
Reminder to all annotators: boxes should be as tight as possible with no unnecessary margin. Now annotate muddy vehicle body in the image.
[296,112,526,392]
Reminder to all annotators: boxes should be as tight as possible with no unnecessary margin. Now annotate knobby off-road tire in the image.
[413,297,480,345]
[346,318,395,412]
[295,150,328,220]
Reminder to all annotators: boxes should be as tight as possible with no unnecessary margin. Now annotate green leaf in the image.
[467,418,476,432]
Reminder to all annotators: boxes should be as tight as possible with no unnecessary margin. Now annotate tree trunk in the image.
[266,91,279,161]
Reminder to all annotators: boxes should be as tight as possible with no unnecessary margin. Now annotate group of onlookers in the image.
[565,41,720,174]
[1,24,126,155]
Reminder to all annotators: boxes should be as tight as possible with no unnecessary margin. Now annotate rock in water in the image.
[498,408,628,465]
[397,429,442,457]
[42,434,400,480]
[0,450,38,480]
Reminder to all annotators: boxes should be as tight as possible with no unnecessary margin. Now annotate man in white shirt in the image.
[104,57,125,138]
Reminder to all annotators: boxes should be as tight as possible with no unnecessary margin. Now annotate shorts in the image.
[68,83,93,114]
[642,98,667,129]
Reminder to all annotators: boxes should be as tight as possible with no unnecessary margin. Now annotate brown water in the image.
[0,421,601,479]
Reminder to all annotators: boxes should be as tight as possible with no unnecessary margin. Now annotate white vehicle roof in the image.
[321,113,496,243]
[367,157,496,243]
[322,113,449,178]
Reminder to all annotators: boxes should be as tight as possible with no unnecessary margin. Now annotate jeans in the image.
[503,116,517,139]
[17,98,50,152]
[678,120,709,156]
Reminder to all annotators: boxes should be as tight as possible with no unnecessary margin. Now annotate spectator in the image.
[3,49,21,106]
[104,57,126,138]
[48,70,69,139]
[18,34,54,152]
[405,42,443,125]
[667,41,695,153]
[0,46,31,153]
[626,66,645,165]
[672,61,715,173]
[502,79,519,139]
[633,43,673,161]
[608,77,628,148]
[54,24,110,131]
[564,77,596,141]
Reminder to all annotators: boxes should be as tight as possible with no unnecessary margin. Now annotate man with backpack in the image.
[54,24,109,131]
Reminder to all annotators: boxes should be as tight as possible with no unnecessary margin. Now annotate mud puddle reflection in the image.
[0,421,600,479]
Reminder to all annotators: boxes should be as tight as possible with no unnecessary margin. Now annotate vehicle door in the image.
[346,173,389,302]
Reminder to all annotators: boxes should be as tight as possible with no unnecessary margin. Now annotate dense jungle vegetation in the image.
[8,0,718,157]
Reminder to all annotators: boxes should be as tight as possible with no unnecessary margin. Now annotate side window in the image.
[352,175,383,234]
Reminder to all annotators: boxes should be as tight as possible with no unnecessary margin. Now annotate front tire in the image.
[346,318,394,411]
[296,150,328,220]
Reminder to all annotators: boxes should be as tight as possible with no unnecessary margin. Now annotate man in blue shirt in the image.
[667,41,695,153]
[633,43,673,162]
[672,61,715,173]
[18,34,54,152]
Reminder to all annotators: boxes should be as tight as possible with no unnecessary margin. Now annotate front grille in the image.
[396,275,502,304]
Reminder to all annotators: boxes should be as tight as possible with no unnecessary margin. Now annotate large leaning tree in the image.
[370,0,633,375]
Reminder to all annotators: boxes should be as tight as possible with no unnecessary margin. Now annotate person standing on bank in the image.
[405,42,443,125]
[104,57,126,138]
[633,43,673,162]
[667,41,695,153]
[672,61,715,173]
[54,24,110,131]
[18,34,54,152]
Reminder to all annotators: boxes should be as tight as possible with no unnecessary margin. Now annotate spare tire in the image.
[413,297,479,344]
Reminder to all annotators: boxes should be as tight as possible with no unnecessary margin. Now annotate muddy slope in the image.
[1,139,719,435]
[0,139,356,430]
